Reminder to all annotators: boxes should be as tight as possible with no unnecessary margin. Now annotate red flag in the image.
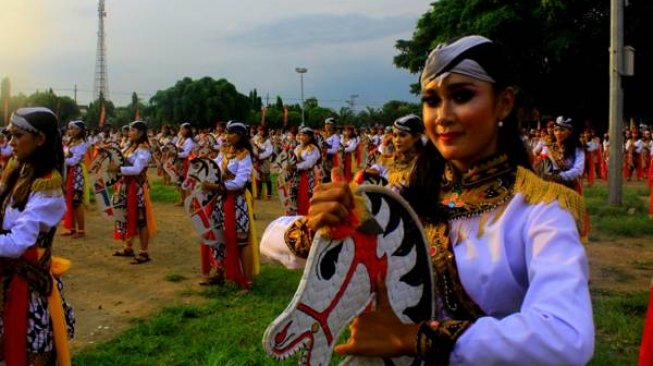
[260,107,267,126]
[283,106,289,128]
[639,281,653,365]
[99,102,106,128]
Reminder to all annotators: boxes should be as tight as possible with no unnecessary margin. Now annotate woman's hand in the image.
[334,276,420,358]
[201,181,222,193]
[107,162,120,173]
[306,181,353,232]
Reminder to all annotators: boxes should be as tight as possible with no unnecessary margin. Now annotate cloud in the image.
[222,13,415,48]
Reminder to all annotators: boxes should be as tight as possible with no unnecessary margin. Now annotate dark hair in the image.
[69,124,87,142]
[130,121,150,146]
[232,132,253,154]
[560,126,582,160]
[1,108,64,210]
[403,38,530,223]
[180,124,192,138]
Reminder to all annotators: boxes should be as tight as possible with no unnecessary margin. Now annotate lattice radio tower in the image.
[93,0,109,101]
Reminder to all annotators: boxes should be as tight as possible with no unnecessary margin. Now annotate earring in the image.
[498,120,504,128]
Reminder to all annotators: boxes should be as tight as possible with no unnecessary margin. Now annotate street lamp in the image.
[295,67,308,125]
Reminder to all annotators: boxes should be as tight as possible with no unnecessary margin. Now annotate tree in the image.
[394,0,653,130]
[147,77,250,129]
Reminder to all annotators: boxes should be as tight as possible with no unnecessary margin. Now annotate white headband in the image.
[10,113,40,133]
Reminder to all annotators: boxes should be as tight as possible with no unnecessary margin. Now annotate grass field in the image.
[73,182,653,365]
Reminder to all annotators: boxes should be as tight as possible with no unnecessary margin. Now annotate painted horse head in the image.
[160,142,178,162]
[195,134,217,158]
[263,185,434,366]
[181,157,221,194]
[89,142,125,186]
[271,146,297,175]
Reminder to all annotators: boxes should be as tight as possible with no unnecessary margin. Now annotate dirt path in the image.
[57,174,653,352]
[57,186,284,352]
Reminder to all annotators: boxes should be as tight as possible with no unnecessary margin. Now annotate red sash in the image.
[585,153,595,185]
[344,153,352,182]
[223,192,248,288]
[63,166,75,230]
[3,246,38,366]
[297,171,310,215]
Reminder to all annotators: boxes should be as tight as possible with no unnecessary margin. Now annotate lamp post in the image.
[295,67,307,125]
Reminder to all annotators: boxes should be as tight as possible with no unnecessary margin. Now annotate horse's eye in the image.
[318,242,343,280]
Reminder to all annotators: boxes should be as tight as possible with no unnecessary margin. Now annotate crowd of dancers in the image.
[0,103,650,364]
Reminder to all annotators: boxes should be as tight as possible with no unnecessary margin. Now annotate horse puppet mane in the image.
[263,184,434,366]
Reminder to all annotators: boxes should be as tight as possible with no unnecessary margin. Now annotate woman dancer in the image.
[253,126,274,199]
[61,120,90,238]
[175,122,196,205]
[292,35,593,365]
[289,127,321,215]
[202,121,258,288]
[109,121,157,264]
[1,107,75,366]
[536,116,585,193]
[367,114,424,193]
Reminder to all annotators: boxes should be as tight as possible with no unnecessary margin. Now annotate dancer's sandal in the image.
[130,252,151,265]
[59,230,76,236]
[112,248,135,257]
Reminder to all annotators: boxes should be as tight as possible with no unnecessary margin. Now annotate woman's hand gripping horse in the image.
[263,180,435,366]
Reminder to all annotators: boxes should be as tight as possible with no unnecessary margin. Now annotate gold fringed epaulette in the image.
[514,167,589,242]
[236,148,250,161]
[31,170,63,194]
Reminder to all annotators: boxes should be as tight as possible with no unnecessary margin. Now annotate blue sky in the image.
[0,1,430,110]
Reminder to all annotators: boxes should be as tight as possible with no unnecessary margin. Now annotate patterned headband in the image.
[421,35,496,88]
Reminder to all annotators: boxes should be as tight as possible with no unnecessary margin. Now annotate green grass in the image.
[74,264,309,366]
[73,263,649,365]
[584,184,653,239]
[589,288,648,365]
[148,179,180,203]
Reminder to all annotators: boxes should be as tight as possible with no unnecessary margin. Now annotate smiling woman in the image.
[298,35,594,366]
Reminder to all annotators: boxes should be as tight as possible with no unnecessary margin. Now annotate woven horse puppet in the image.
[89,143,125,218]
[271,147,297,215]
[181,157,222,246]
[263,184,434,366]
[160,142,181,184]
[195,133,218,158]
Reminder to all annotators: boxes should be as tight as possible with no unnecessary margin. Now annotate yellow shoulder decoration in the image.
[514,166,589,241]
[31,170,64,193]
[236,149,250,160]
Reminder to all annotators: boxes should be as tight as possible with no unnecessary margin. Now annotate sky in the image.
[0,1,431,111]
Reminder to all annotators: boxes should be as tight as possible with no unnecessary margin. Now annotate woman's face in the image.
[298,133,311,145]
[68,126,81,138]
[392,129,419,155]
[554,126,571,143]
[422,73,513,170]
[225,131,241,146]
[128,127,143,142]
[8,125,45,162]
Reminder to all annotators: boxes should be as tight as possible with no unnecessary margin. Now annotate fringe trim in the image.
[514,167,589,241]
[31,170,63,194]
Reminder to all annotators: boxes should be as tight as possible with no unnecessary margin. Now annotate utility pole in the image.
[74,84,78,104]
[607,0,624,205]
[348,94,359,111]
[266,93,270,106]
